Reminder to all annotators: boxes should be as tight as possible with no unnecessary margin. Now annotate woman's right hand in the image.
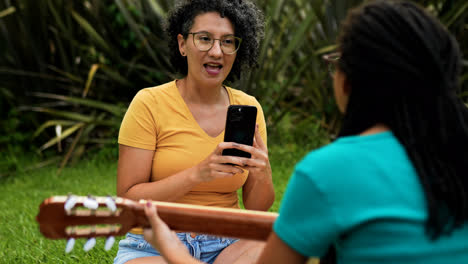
[143,202,202,264]
[194,142,248,183]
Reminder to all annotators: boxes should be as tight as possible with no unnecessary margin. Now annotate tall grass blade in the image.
[0,68,72,82]
[82,64,99,98]
[39,123,85,151]
[100,65,133,87]
[147,0,167,18]
[442,1,468,27]
[71,10,112,54]
[47,65,84,83]
[115,0,164,69]
[57,126,84,175]
[30,107,94,123]
[30,94,125,116]
[314,44,338,55]
[33,120,78,139]
[0,6,15,18]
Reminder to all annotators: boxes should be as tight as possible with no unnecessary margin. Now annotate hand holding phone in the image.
[222,105,257,158]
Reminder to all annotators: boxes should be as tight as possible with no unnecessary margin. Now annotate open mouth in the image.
[204,63,223,75]
[204,63,223,70]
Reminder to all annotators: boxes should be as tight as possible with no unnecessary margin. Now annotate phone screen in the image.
[222,105,257,158]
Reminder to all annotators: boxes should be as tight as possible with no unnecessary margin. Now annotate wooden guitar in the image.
[36,195,278,252]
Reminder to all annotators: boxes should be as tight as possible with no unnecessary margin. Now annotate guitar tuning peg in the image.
[65,238,75,253]
[83,237,96,252]
[105,196,117,212]
[104,236,115,251]
[83,195,98,210]
[64,195,77,211]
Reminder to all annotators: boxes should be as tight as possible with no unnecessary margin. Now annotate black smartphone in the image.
[222,105,257,158]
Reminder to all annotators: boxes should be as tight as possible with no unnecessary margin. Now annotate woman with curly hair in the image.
[142,0,468,263]
[114,0,274,264]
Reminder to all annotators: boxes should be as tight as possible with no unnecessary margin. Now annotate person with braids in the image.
[140,1,468,264]
[114,0,274,264]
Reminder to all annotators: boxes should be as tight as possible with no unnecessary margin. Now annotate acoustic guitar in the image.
[36,195,278,253]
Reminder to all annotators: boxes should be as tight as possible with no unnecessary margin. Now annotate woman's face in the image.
[178,12,237,87]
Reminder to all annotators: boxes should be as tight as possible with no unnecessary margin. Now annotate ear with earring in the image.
[181,52,186,56]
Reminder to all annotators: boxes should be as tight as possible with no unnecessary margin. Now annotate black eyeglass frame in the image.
[322,52,341,77]
[187,32,242,55]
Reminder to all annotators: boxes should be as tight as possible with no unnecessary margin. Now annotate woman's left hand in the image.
[228,124,274,210]
[227,124,271,181]
[241,124,272,182]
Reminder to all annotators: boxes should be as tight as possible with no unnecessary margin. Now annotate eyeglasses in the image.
[187,32,242,55]
[322,52,341,77]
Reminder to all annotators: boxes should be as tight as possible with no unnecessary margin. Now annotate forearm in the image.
[121,166,201,202]
[143,204,206,264]
[242,175,275,211]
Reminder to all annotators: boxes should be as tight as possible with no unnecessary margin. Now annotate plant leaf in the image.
[31,93,125,116]
[82,64,100,98]
[31,107,94,123]
[71,10,112,54]
[39,123,85,151]
[33,120,78,139]
[0,6,16,18]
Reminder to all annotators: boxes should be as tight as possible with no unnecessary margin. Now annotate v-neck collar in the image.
[171,80,233,141]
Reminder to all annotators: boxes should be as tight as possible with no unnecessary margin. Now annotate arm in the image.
[143,202,205,264]
[116,89,201,202]
[117,143,253,202]
[143,202,317,264]
[117,144,201,202]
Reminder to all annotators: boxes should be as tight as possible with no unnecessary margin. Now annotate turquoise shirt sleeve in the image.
[273,161,341,257]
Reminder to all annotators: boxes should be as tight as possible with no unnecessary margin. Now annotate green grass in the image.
[0,137,329,264]
[0,153,119,263]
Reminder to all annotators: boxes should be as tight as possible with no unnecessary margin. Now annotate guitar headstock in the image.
[36,195,148,253]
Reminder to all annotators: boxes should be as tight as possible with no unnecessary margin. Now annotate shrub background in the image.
[0,0,466,174]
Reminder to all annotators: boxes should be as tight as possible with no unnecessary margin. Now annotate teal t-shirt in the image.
[274,131,468,264]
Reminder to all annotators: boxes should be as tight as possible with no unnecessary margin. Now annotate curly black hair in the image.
[164,0,264,81]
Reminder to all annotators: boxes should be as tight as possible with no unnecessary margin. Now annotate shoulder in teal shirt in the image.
[274,131,468,264]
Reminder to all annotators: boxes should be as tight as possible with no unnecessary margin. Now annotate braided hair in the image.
[337,0,468,239]
[165,0,264,81]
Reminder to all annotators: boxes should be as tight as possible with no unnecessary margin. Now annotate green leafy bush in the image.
[0,0,466,169]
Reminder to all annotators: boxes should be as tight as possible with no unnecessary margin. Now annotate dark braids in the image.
[337,0,468,239]
[164,0,264,81]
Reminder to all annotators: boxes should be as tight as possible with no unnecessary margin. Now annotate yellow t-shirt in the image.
[119,80,267,208]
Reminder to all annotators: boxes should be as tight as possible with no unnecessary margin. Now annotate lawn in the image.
[0,139,328,263]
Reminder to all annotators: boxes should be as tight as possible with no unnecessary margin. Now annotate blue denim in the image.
[113,232,239,264]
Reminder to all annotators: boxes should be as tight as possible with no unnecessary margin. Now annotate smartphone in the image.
[222,105,257,158]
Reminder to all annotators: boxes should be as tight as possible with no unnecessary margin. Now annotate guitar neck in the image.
[147,201,277,240]
[37,196,278,241]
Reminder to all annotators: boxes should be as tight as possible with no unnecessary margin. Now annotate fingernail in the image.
[146,201,152,208]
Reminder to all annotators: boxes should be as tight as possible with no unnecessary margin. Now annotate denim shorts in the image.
[113,232,239,264]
